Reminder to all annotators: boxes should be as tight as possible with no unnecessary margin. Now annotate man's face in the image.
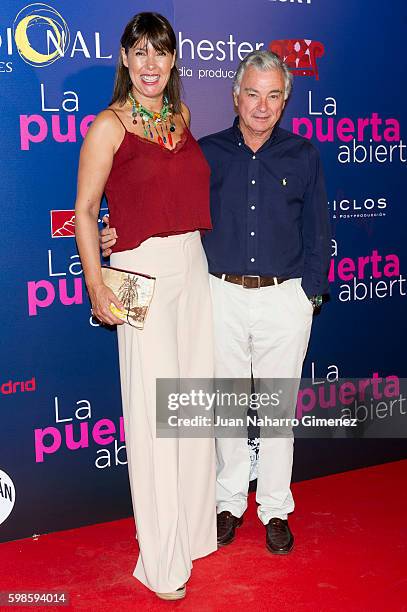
[234,65,286,139]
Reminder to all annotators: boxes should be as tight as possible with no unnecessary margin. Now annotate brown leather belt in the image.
[211,273,289,289]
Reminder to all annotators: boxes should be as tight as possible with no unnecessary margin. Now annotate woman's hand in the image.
[89,282,125,326]
[100,215,118,257]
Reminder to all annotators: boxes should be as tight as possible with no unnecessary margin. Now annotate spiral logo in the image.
[13,3,70,67]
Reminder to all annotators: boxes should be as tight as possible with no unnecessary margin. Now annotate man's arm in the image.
[301,144,331,298]
[100,215,118,257]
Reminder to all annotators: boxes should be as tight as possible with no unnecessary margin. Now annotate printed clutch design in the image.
[101,266,156,329]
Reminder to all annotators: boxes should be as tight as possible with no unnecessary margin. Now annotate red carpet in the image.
[1,461,406,611]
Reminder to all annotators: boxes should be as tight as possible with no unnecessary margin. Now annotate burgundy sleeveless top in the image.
[104,113,212,252]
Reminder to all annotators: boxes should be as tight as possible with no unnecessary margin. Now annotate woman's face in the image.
[121,39,175,106]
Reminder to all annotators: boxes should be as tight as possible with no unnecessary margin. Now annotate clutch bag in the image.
[101,265,156,329]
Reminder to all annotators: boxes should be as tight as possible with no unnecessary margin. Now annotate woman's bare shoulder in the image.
[85,107,123,150]
[81,107,127,156]
[89,107,125,136]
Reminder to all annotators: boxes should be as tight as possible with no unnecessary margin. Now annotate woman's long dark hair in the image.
[110,12,182,113]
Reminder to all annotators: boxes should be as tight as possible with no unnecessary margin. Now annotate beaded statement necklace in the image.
[128,92,176,147]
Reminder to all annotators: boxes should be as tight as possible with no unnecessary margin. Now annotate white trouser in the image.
[209,275,313,524]
[112,232,216,593]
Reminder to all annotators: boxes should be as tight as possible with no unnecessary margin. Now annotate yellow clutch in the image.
[101,266,156,329]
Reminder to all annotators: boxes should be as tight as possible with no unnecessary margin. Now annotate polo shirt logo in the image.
[282,178,288,186]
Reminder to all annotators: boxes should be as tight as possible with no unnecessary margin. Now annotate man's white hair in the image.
[233,50,293,101]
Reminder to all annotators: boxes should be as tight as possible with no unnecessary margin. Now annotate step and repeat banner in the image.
[1,0,406,542]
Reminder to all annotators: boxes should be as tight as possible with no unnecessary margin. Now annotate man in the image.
[100,50,331,555]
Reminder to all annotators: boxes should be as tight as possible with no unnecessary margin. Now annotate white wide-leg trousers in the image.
[111,232,217,593]
[209,275,313,524]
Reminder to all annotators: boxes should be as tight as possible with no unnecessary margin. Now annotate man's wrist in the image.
[309,295,323,309]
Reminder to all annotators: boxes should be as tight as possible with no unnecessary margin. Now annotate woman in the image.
[74,12,217,600]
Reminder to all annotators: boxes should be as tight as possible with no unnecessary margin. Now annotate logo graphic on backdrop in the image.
[1,377,36,395]
[330,240,406,302]
[20,83,96,150]
[51,210,75,237]
[292,91,406,165]
[329,197,387,221]
[50,208,107,238]
[13,3,70,67]
[26,208,108,320]
[33,396,127,470]
[1,3,112,73]
[269,39,325,80]
[0,469,16,526]
[177,32,264,81]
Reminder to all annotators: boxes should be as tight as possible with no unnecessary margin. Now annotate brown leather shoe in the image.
[265,518,294,554]
[217,511,243,547]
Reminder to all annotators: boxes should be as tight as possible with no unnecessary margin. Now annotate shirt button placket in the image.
[248,152,259,272]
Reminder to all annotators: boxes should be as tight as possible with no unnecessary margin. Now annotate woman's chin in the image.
[134,81,166,99]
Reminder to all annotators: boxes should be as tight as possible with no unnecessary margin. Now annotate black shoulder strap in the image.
[180,109,189,129]
[106,108,128,132]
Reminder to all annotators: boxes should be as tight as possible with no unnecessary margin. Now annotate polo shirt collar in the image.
[232,116,280,151]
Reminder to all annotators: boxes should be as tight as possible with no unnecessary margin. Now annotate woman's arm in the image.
[75,111,124,325]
